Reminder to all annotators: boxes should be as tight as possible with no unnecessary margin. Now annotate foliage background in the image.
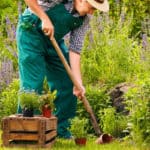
[0,0,150,148]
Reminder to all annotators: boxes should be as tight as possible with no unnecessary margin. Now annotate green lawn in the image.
[52,138,147,150]
[0,131,149,150]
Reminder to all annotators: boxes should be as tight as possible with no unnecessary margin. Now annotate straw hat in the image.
[86,0,109,12]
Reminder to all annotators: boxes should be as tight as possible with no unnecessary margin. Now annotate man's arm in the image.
[24,0,54,39]
[69,51,85,99]
[68,16,91,99]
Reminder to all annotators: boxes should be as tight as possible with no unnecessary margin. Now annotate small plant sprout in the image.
[39,90,57,110]
[70,117,88,146]
[18,90,40,117]
[39,90,57,118]
[19,90,40,110]
[70,117,88,138]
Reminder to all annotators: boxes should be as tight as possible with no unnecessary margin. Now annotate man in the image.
[16,0,109,138]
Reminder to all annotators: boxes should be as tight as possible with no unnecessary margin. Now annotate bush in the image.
[108,0,150,37]
[76,85,111,133]
[0,0,20,68]
[98,107,127,137]
[125,78,150,146]
[82,14,146,86]
[0,79,19,122]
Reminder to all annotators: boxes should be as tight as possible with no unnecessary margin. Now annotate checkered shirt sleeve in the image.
[37,0,63,10]
[69,16,90,54]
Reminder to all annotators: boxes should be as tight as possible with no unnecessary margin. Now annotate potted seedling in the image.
[19,90,40,117]
[70,117,88,146]
[39,90,57,118]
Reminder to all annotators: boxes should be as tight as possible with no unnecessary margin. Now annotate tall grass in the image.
[125,77,150,147]
[81,14,148,87]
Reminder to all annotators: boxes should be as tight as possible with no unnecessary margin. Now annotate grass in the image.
[0,130,149,150]
[52,138,147,150]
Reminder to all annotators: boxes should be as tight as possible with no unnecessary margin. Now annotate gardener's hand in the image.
[42,18,54,40]
[23,0,54,39]
[73,85,85,100]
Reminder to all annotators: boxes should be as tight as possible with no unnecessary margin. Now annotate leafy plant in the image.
[76,85,111,133]
[39,90,57,111]
[124,78,150,146]
[0,79,19,121]
[99,107,127,137]
[109,0,150,37]
[70,117,88,138]
[82,14,146,86]
[18,90,40,110]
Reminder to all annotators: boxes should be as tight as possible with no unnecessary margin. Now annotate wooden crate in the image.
[1,115,57,148]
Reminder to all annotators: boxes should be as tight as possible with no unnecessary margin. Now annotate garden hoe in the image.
[50,37,113,143]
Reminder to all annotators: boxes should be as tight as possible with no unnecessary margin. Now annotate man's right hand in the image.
[73,85,85,100]
[42,18,54,40]
[24,0,54,39]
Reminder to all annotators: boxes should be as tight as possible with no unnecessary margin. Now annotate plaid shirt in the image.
[37,0,90,54]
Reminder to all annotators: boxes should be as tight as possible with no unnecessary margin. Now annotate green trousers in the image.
[16,5,78,138]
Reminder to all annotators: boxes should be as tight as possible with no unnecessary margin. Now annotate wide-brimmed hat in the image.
[86,0,109,12]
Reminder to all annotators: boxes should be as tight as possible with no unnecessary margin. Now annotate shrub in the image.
[82,14,145,86]
[76,85,111,133]
[0,79,19,122]
[125,78,150,146]
[98,107,127,137]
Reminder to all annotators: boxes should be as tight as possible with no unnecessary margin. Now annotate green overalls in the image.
[16,3,84,138]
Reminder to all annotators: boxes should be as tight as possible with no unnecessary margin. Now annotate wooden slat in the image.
[2,119,10,146]
[44,139,55,148]
[46,130,57,141]
[8,140,55,148]
[8,144,39,148]
[45,117,57,130]
[9,118,39,131]
[9,133,38,141]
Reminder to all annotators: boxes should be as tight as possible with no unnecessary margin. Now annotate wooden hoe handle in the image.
[50,38,101,136]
